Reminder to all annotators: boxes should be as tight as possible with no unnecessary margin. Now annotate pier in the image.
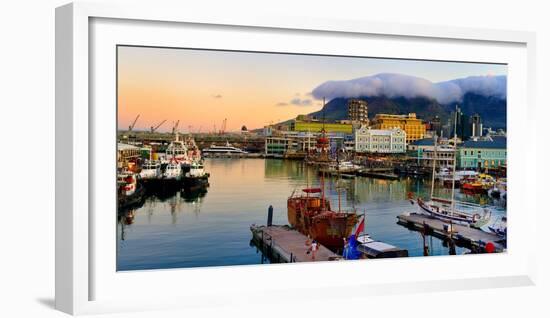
[397,213,505,253]
[250,225,342,263]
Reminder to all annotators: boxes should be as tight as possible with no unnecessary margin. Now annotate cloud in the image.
[290,98,313,106]
[212,94,222,98]
[277,98,313,107]
[311,73,506,104]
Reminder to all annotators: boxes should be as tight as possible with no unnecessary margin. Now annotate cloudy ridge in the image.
[311,73,506,104]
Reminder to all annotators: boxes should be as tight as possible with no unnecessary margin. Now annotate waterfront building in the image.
[457,137,506,169]
[370,113,426,144]
[347,99,368,124]
[344,134,355,152]
[265,132,317,157]
[291,118,353,134]
[117,143,141,168]
[407,138,455,167]
[355,126,406,154]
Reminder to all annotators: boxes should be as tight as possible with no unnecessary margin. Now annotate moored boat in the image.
[287,187,358,251]
[182,160,210,191]
[117,171,145,210]
[408,112,492,228]
[202,141,247,155]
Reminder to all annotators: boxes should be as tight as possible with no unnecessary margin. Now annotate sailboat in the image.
[410,107,491,228]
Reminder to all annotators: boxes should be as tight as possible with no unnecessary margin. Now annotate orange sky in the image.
[117,46,506,133]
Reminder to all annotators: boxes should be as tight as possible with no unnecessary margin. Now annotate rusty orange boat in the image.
[287,186,358,252]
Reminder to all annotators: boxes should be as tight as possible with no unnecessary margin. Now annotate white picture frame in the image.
[55,2,537,315]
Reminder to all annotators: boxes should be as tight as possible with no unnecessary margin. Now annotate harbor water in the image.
[117,158,506,271]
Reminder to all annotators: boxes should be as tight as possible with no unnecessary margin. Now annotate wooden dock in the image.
[397,213,506,253]
[250,225,342,263]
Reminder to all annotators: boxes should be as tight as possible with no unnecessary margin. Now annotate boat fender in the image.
[473,213,480,221]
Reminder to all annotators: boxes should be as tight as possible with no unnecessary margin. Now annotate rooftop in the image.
[409,138,434,146]
[462,138,507,149]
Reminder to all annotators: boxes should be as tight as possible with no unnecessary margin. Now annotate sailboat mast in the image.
[321,97,326,210]
[450,106,459,215]
[430,134,438,199]
[337,146,341,212]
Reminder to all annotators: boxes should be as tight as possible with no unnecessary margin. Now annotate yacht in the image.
[202,141,248,155]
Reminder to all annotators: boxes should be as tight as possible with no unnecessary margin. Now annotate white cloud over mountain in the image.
[311,73,506,104]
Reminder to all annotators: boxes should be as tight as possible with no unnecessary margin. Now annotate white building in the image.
[355,126,406,153]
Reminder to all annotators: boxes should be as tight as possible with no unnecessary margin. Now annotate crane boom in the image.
[172,120,180,134]
[129,114,140,131]
[151,119,167,133]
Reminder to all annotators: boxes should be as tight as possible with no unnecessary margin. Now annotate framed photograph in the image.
[56,2,537,315]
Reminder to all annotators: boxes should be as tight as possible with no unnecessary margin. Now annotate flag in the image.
[354,215,365,237]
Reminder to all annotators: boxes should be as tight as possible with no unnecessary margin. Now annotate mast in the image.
[430,134,438,199]
[450,106,459,216]
[321,97,326,210]
[337,145,341,212]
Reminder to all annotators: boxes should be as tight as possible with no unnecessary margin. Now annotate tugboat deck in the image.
[250,225,341,263]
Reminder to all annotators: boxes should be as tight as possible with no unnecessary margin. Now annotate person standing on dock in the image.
[305,235,312,257]
[310,240,318,260]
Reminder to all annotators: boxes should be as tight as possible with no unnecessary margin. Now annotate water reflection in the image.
[117,158,505,270]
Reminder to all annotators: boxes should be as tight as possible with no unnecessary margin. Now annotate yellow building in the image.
[371,113,426,144]
[291,120,353,134]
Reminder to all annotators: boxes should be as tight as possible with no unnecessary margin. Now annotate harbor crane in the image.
[128,114,140,132]
[150,119,166,133]
[172,120,180,134]
[219,118,227,135]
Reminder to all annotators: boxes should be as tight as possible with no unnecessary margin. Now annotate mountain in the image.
[306,93,506,129]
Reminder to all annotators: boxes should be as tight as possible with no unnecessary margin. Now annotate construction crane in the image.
[128,114,140,132]
[171,120,180,134]
[219,118,227,135]
[150,119,166,133]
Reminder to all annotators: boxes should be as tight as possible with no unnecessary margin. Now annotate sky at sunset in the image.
[117,46,507,133]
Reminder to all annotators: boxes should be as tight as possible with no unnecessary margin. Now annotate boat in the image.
[460,177,485,194]
[165,132,189,163]
[461,173,495,194]
[319,161,360,175]
[163,159,183,181]
[488,216,507,237]
[415,197,491,226]
[356,233,409,259]
[287,187,358,251]
[305,127,332,166]
[117,171,145,210]
[182,160,210,191]
[287,151,358,251]
[488,178,507,199]
[409,112,491,228]
[139,160,162,180]
[202,141,248,155]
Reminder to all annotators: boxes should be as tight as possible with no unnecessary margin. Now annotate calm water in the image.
[117,158,506,271]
